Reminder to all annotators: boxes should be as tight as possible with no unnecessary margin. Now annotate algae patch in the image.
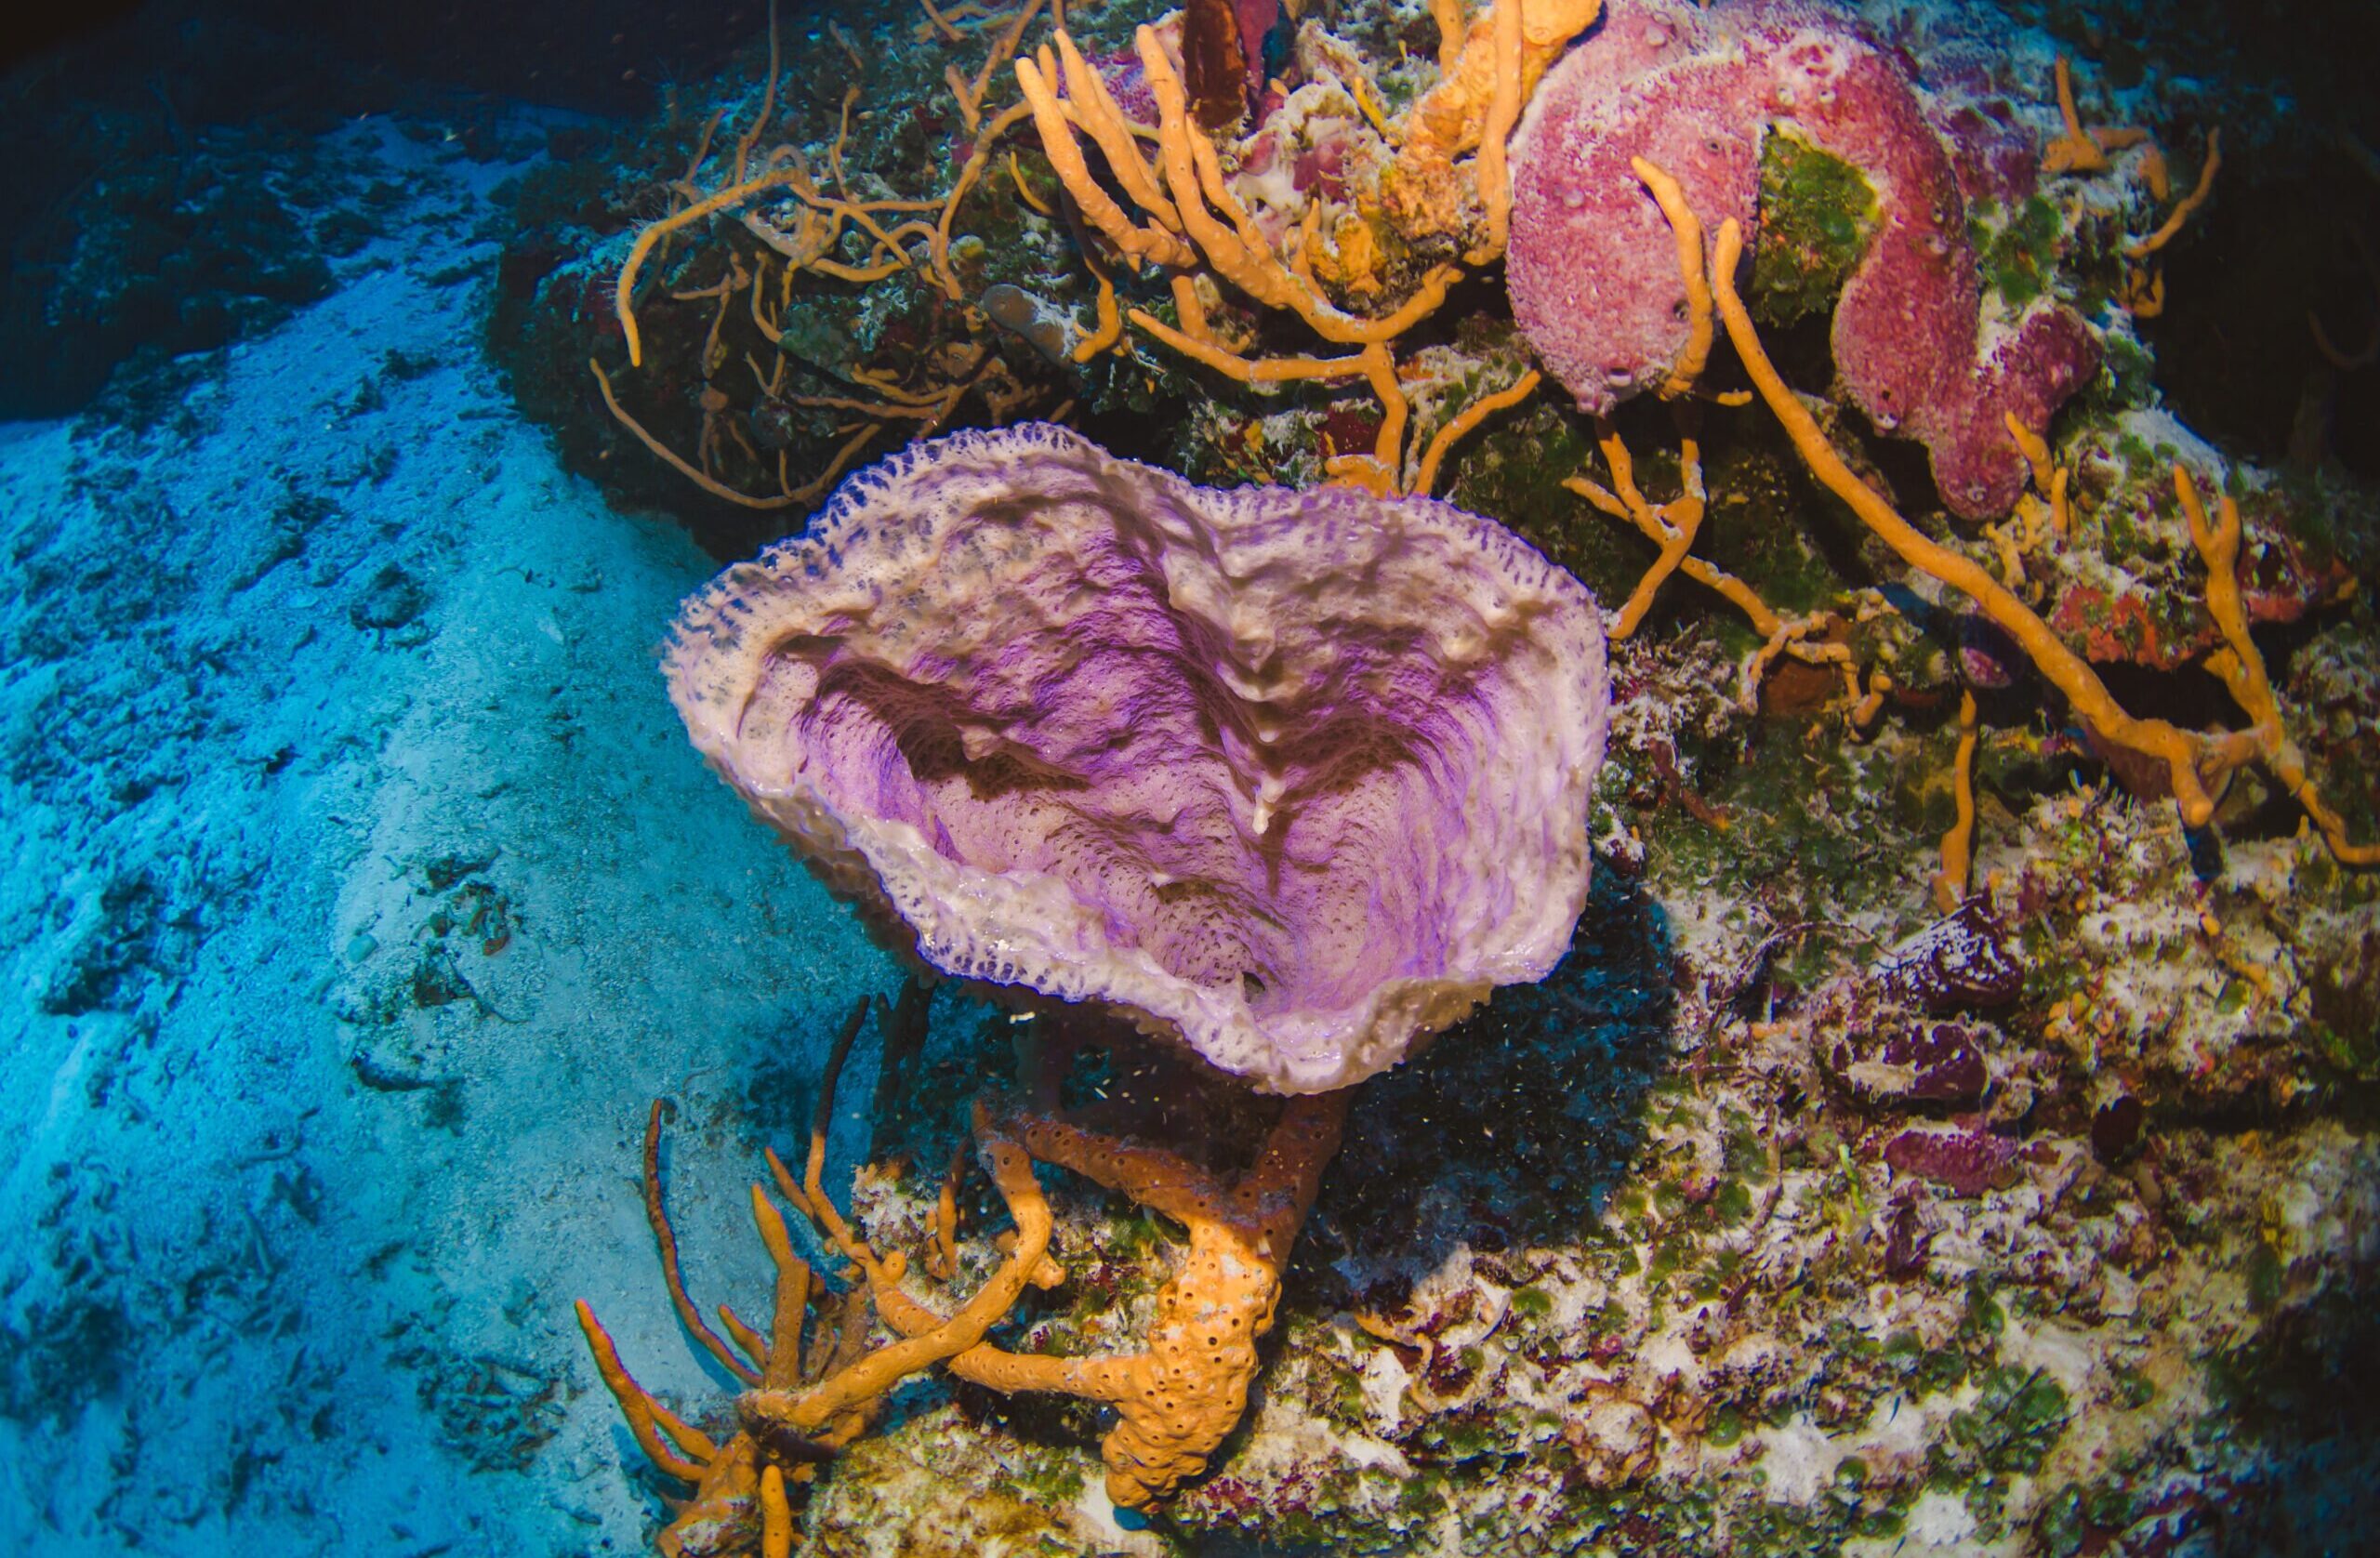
[1752,130,1881,326]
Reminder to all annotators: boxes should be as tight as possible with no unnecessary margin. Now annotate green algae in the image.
[1950,1366,2071,1476]
[1446,404,1634,600]
[2035,1479,2145,1557]
[1695,441,1853,620]
[1752,131,1880,326]
[2092,332,2160,412]
[1643,704,1921,928]
[1977,194,2067,308]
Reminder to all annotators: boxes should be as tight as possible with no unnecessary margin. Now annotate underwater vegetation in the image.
[0,0,2359,1552]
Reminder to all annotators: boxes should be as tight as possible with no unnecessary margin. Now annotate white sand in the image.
[0,112,900,1555]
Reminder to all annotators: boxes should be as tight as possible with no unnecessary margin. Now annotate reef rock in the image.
[1507,0,2100,518]
[664,425,1609,1093]
[1874,899,2023,1010]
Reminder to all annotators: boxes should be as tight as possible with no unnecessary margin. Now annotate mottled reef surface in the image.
[473,1,2380,1553]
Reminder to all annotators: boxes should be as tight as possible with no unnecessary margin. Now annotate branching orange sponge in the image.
[576,999,1057,1556]
[1706,211,2375,865]
[938,1090,1353,1508]
[1012,20,1473,488]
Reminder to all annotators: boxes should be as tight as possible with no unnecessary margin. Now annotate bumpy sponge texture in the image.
[1506,0,2100,519]
[665,425,1607,1092]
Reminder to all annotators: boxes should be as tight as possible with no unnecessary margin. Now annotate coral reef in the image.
[14,1,2380,1552]
[663,423,1609,1093]
[486,3,2380,1553]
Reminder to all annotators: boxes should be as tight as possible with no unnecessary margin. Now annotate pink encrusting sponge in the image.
[1507,0,2100,519]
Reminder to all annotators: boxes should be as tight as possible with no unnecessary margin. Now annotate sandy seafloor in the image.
[0,112,905,1555]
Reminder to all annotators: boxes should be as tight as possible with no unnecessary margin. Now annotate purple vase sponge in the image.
[1507,0,2099,519]
[664,425,1609,1093]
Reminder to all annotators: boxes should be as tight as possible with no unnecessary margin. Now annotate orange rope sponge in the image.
[1707,215,2236,825]
[1936,690,1980,914]
[1631,157,1713,397]
[1566,428,1721,639]
[1126,310,1410,479]
[2125,130,2223,259]
[2041,55,2149,176]
[940,1090,1353,1508]
[2174,468,2380,865]
[1414,369,1540,495]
